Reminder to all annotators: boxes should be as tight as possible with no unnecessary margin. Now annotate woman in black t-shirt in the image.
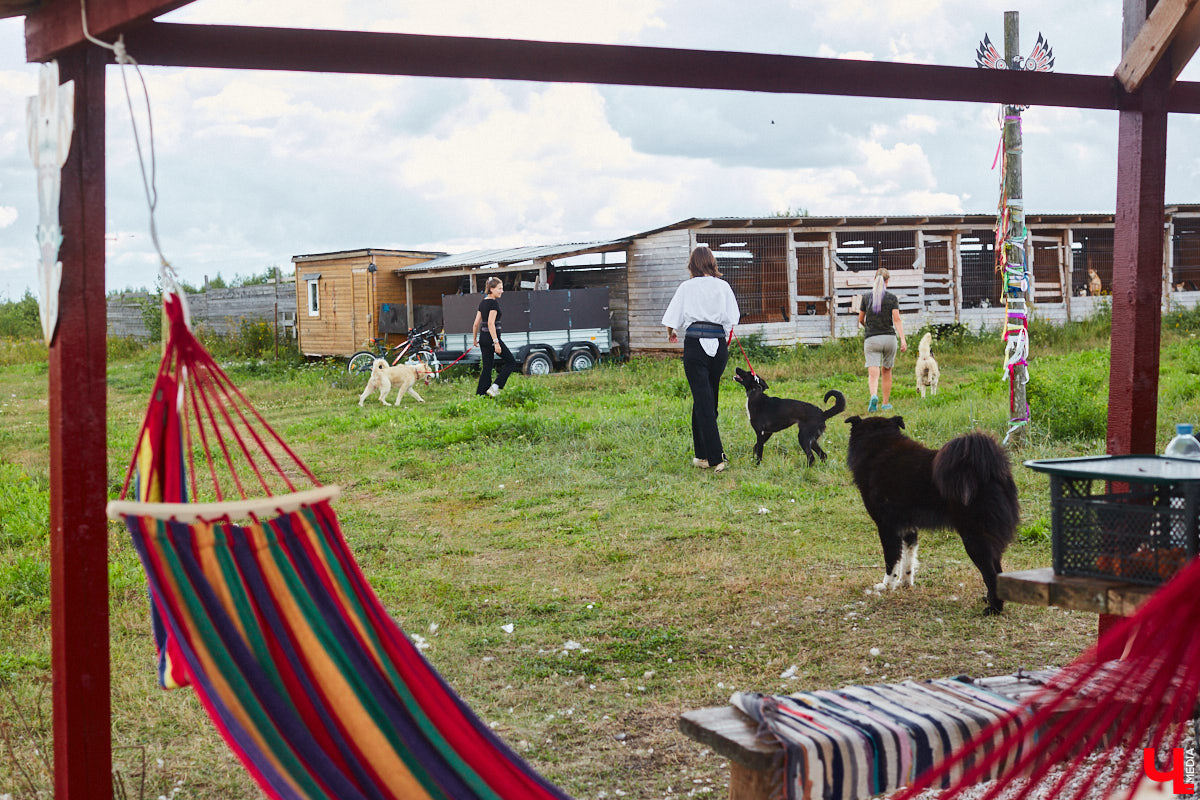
[857,267,907,412]
[472,276,518,397]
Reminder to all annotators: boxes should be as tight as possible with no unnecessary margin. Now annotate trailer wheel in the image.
[567,349,595,372]
[523,351,554,376]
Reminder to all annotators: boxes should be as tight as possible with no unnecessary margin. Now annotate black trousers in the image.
[477,337,517,394]
[682,336,729,465]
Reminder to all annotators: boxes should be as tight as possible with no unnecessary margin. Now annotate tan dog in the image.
[358,358,432,406]
[915,332,939,398]
[1088,267,1102,296]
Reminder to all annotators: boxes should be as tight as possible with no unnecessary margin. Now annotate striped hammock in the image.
[108,294,571,800]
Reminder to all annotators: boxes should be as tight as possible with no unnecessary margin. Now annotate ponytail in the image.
[871,268,890,314]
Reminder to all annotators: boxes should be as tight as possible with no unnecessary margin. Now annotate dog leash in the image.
[728,328,757,377]
[433,346,474,375]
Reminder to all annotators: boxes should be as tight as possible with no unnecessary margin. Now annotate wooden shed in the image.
[292,248,446,357]
[625,205,1200,352]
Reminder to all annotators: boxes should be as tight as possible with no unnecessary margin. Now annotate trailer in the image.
[439,287,613,374]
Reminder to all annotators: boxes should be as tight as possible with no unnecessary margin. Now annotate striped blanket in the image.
[732,678,1034,800]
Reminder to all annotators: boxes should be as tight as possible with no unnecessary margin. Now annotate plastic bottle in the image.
[1164,423,1200,458]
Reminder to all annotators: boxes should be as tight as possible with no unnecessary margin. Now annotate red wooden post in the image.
[50,43,111,800]
[1104,0,1170,638]
[1107,0,1169,459]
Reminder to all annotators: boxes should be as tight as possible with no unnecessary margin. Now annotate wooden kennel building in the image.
[623,204,1200,350]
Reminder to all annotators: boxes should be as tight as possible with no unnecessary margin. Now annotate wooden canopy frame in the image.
[13,0,1200,796]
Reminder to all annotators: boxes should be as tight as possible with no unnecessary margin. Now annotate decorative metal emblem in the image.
[26,61,75,345]
[975,33,1055,72]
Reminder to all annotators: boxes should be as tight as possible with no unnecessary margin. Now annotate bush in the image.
[730,332,783,363]
[0,292,42,339]
[0,338,48,367]
[106,335,148,361]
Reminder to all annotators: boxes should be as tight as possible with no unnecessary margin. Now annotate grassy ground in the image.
[2,311,1199,799]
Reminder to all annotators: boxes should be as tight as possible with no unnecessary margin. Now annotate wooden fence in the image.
[107,283,297,340]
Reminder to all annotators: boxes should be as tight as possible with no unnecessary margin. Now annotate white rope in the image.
[80,0,191,327]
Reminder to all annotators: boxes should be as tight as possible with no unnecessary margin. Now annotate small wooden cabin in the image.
[292,248,446,357]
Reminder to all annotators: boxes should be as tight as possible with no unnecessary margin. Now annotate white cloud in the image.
[0,207,15,229]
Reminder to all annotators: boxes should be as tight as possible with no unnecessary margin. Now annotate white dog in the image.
[358,358,433,406]
[915,332,940,398]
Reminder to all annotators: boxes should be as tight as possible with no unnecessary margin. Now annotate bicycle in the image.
[347,328,442,378]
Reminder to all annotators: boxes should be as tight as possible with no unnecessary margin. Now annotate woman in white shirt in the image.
[661,246,741,472]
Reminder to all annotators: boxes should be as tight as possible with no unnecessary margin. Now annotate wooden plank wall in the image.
[297,261,358,356]
[627,229,691,351]
[107,284,297,339]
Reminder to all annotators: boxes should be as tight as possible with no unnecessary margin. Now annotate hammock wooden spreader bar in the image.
[112,294,573,800]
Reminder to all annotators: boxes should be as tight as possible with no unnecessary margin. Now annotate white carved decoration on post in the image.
[26,61,75,344]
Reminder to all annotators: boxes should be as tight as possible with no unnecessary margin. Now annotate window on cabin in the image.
[307,278,320,316]
[694,233,789,324]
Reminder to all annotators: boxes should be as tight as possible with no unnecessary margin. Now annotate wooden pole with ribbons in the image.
[976,12,1054,444]
[1001,11,1030,443]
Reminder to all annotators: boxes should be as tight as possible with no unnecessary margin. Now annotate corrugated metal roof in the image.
[395,239,631,273]
[624,209,1197,239]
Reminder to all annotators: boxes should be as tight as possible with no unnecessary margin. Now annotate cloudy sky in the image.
[2,0,1200,299]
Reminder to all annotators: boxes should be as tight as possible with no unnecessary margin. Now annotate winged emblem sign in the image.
[975,32,1055,72]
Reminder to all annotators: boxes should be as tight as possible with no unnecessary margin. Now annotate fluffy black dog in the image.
[733,367,846,465]
[844,415,1018,614]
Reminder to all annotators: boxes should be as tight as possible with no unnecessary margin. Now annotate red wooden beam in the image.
[50,44,110,800]
[113,22,1138,111]
[24,0,193,62]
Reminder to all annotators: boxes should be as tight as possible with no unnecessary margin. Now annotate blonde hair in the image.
[870,268,890,314]
[484,276,503,294]
[687,246,722,278]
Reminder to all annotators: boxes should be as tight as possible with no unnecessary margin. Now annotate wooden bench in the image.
[678,672,1055,800]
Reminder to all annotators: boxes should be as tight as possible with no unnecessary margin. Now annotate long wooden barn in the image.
[622,205,1200,351]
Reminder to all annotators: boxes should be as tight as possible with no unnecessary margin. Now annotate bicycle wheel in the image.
[347,351,378,376]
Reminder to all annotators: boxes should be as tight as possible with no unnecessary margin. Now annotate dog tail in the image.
[821,389,847,420]
[933,432,1019,543]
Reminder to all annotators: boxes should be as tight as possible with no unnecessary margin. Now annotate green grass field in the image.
[2,310,1199,799]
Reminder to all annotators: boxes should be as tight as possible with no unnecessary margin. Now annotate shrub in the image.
[106,335,147,362]
[0,291,41,338]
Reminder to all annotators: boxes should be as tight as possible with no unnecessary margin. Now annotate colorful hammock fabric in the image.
[732,678,1032,800]
[109,294,572,800]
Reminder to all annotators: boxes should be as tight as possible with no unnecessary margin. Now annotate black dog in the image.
[733,367,846,465]
[844,415,1018,614]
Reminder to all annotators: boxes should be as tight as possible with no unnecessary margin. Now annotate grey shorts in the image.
[864,334,897,368]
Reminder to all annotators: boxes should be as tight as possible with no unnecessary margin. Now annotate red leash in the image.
[728,328,757,377]
[434,346,474,374]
